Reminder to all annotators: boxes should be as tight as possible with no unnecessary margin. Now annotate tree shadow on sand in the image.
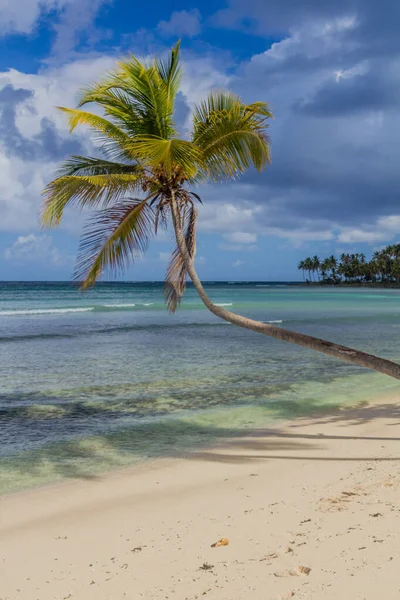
[1,396,400,493]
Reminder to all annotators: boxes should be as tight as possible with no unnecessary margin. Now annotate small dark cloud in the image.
[216,0,400,48]
[295,69,400,117]
[0,84,82,161]
[214,0,352,35]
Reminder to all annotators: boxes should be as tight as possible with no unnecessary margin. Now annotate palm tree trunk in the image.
[170,195,400,379]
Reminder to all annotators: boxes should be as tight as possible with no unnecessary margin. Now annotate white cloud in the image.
[337,228,389,244]
[0,50,230,236]
[0,0,108,54]
[180,58,231,106]
[198,199,263,234]
[157,9,201,38]
[232,259,244,268]
[198,198,334,247]
[2,55,116,136]
[378,215,400,230]
[0,0,57,35]
[4,233,71,266]
[51,0,111,56]
[223,231,257,244]
[338,215,400,244]
[2,12,400,261]
[0,55,116,232]
[220,243,257,252]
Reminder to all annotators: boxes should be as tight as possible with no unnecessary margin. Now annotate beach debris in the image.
[275,565,311,578]
[284,546,294,554]
[199,563,214,571]
[211,538,229,548]
[131,546,144,553]
[300,518,311,524]
[278,592,295,599]
[370,512,383,518]
[260,552,279,561]
[318,496,348,512]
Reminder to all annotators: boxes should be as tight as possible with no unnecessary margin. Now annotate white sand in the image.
[1,396,400,600]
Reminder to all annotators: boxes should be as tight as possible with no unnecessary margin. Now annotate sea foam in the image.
[0,307,94,316]
[103,303,136,308]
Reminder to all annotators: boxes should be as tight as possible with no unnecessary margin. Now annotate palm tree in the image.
[321,258,331,281]
[41,42,400,379]
[312,255,321,282]
[328,255,338,281]
[303,257,313,282]
[297,260,306,281]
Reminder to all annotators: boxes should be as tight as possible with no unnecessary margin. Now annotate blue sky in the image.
[0,0,399,281]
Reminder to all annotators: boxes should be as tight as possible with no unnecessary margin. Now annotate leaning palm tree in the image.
[42,42,400,379]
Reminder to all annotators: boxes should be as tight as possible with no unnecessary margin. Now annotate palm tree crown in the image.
[42,41,271,309]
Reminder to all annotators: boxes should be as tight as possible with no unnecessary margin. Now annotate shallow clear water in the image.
[1,281,400,494]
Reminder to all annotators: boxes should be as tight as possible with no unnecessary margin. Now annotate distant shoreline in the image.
[303,281,400,288]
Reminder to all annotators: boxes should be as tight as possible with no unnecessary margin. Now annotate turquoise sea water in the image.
[1,281,400,494]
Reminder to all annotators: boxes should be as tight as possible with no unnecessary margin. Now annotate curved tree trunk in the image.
[170,195,400,379]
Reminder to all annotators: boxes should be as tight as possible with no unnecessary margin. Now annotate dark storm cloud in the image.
[215,0,353,34]
[236,144,400,231]
[216,0,400,46]
[295,68,400,117]
[0,84,82,161]
[209,0,400,239]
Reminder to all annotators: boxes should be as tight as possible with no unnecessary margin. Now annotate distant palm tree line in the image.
[298,244,400,284]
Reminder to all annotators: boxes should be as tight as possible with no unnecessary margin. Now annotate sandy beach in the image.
[1,396,400,600]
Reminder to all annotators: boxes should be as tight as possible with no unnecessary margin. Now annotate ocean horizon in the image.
[1,280,400,494]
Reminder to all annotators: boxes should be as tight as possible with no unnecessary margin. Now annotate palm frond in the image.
[57,156,139,177]
[58,107,131,146]
[165,203,197,312]
[77,44,181,140]
[76,84,156,141]
[75,199,154,288]
[155,40,182,110]
[192,91,272,181]
[127,136,201,178]
[86,57,173,140]
[42,172,145,227]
